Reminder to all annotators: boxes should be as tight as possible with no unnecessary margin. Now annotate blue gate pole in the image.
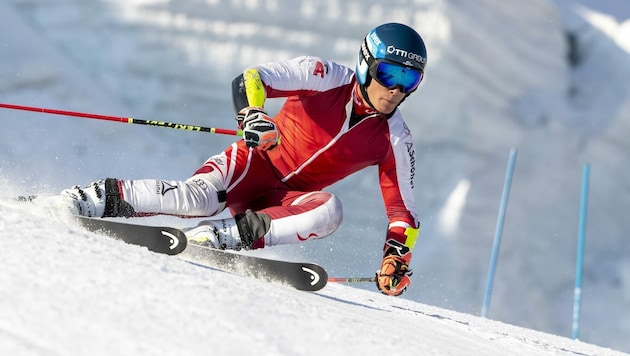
[481,148,518,318]
[572,163,590,340]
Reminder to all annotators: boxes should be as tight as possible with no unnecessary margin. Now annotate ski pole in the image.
[0,103,242,136]
[328,277,376,283]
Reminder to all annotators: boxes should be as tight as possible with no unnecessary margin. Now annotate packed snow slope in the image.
[1,201,624,356]
[2,0,630,354]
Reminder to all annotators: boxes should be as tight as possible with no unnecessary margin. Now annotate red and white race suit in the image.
[120,56,419,249]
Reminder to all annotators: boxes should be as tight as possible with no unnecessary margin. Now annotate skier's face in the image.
[364,80,407,114]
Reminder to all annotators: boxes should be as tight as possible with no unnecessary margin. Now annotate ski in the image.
[77,216,188,255]
[74,217,327,291]
[14,195,187,255]
[183,243,328,291]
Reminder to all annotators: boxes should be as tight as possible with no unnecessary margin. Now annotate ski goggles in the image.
[370,60,423,93]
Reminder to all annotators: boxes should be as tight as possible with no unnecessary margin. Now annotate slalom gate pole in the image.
[572,163,590,340]
[0,103,242,136]
[481,148,518,318]
[328,277,376,283]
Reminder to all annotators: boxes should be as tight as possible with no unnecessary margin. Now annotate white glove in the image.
[237,107,279,151]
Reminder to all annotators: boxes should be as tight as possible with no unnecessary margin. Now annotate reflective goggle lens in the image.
[373,61,423,93]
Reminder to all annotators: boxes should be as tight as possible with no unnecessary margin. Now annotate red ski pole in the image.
[0,103,242,136]
[328,277,377,283]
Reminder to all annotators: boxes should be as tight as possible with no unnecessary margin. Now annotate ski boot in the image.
[186,210,267,250]
[60,178,134,217]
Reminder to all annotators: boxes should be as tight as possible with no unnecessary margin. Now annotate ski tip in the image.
[297,264,328,291]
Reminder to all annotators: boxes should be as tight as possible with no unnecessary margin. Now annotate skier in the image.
[55,23,427,296]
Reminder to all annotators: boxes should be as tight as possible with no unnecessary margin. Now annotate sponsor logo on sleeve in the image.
[312,60,328,78]
[406,142,416,189]
[156,180,178,195]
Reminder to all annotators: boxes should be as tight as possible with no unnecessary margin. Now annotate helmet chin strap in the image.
[359,76,377,112]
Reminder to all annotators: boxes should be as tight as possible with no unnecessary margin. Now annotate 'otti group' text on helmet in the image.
[356,23,427,95]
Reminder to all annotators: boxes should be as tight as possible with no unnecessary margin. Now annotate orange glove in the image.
[376,226,418,296]
[376,253,412,296]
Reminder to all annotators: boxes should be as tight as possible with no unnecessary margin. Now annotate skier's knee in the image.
[185,173,227,215]
[293,191,343,236]
[325,194,343,235]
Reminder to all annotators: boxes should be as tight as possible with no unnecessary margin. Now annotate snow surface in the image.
[2,0,630,354]
[0,200,622,356]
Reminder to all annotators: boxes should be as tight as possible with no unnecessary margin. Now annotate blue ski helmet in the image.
[356,23,427,93]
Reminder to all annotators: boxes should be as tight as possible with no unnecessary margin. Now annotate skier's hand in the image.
[236,106,265,129]
[237,107,279,151]
[376,253,412,296]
